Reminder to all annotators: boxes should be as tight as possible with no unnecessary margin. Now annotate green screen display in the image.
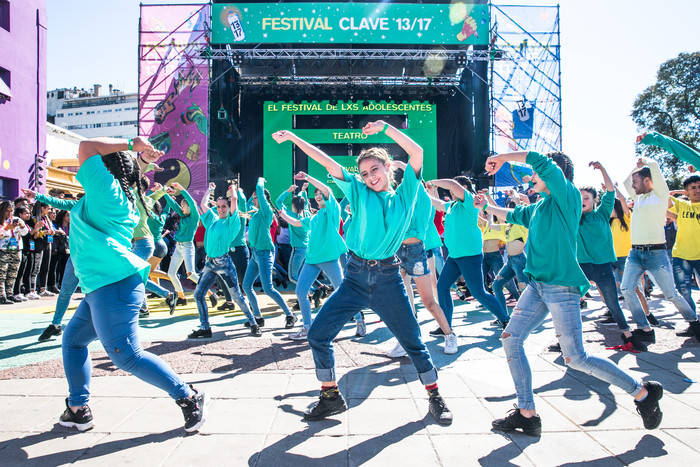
[262,100,438,200]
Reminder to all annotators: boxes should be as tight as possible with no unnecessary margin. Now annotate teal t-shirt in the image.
[424,207,443,251]
[507,151,590,296]
[232,189,248,248]
[146,203,171,243]
[443,189,482,258]
[577,190,617,265]
[641,132,700,168]
[71,155,150,294]
[302,194,348,264]
[276,191,311,248]
[333,166,420,260]
[201,206,241,258]
[248,179,274,251]
[403,183,432,242]
[164,188,200,243]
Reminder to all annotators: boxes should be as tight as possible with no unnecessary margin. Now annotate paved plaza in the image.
[0,285,698,466]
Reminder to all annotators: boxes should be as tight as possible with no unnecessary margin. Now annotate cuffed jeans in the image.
[195,254,255,329]
[168,241,199,293]
[503,281,642,410]
[437,253,509,325]
[307,255,438,385]
[52,257,80,326]
[242,248,292,317]
[621,248,696,326]
[673,257,700,313]
[580,262,631,331]
[131,238,170,306]
[296,259,344,328]
[288,246,307,284]
[62,274,191,406]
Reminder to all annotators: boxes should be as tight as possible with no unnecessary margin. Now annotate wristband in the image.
[128,139,134,151]
[482,204,489,213]
[379,123,389,134]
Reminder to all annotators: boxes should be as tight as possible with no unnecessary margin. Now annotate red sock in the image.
[425,383,438,391]
[322,383,338,390]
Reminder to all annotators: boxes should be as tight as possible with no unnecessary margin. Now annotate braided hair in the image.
[101,151,151,217]
[546,151,575,182]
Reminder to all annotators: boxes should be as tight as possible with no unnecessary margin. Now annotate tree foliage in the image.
[631,52,700,188]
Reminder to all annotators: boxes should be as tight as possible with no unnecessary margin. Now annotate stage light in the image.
[455,52,467,68]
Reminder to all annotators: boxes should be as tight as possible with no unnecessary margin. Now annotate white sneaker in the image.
[355,320,366,337]
[26,292,41,300]
[289,327,309,341]
[386,341,407,358]
[39,290,55,297]
[444,332,459,355]
[13,294,27,302]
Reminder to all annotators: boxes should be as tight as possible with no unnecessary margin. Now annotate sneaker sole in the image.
[59,419,95,432]
[184,392,209,433]
[303,403,348,421]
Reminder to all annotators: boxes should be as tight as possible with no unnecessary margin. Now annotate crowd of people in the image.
[3,125,698,436]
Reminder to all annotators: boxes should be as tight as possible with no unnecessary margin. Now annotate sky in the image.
[46,0,700,188]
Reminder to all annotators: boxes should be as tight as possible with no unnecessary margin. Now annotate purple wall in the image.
[0,0,47,199]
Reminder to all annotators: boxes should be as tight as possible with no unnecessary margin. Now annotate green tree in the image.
[631,52,700,188]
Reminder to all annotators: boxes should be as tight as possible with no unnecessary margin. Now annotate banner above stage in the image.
[212,2,489,45]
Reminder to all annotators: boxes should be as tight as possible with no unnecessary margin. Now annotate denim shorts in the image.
[397,242,430,277]
[153,239,167,259]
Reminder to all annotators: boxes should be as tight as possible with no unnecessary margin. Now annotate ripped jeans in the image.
[502,281,642,410]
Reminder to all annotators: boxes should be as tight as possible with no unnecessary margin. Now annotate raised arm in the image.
[278,209,303,228]
[473,194,512,222]
[425,183,448,212]
[272,131,343,180]
[613,184,631,216]
[362,120,423,177]
[429,179,467,202]
[77,136,162,167]
[295,171,331,199]
[589,161,614,192]
[200,182,215,212]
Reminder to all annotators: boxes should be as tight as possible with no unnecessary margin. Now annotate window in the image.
[56,113,64,117]
[0,1,10,32]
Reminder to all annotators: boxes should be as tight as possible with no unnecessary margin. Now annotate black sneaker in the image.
[165,292,177,316]
[250,324,262,337]
[147,293,160,299]
[0,297,10,305]
[176,297,188,306]
[38,324,62,342]
[635,381,663,430]
[676,320,700,341]
[632,328,656,343]
[217,302,236,311]
[548,342,561,353]
[7,295,21,303]
[623,333,648,352]
[646,313,660,326]
[244,317,265,328]
[176,386,208,433]
[500,320,509,330]
[427,389,453,426]
[492,404,541,437]
[429,327,445,337]
[58,398,94,432]
[285,315,298,329]
[580,299,588,309]
[188,328,212,339]
[303,388,348,421]
[598,312,617,325]
[139,307,150,319]
[209,293,218,308]
[293,300,301,310]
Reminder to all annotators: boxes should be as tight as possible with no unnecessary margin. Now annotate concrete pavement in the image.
[0,286,699,465]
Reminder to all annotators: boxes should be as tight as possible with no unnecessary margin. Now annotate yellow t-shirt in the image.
[505,223,528,244]
[669,198,700,260]
[481,224,506,242]
[610,214,632,258]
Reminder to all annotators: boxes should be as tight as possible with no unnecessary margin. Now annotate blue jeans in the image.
[288,246,307,284]
[611,256,627,291]
[427,246,444,274]
[296,259,344,328]
[580,262,631,331]
[484,251,519,300]
[493,252,528,313]
[621,248,696,325]
[131,238,170,304]
[168,241,199,293]
[503,281,642,410]
[195,254,255,329]
[52,257,79,326]
[242,248,292,317]
[62,274,191,406]
[153,239,167,259]
[437,254,509,325]
[307,255,437,384]
[673,257,700,313]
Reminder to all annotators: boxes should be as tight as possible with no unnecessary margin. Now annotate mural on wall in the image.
[138,4,209,200]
